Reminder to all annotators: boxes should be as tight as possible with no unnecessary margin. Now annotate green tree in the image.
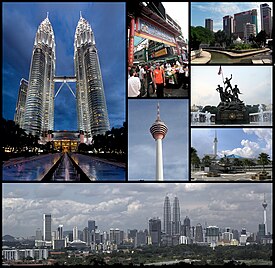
[214,30,228,47]
[257,153,271,172]
[191,147,200,169]
[202,155,212,167]
[190,26,214,49]
[255,30,267,47]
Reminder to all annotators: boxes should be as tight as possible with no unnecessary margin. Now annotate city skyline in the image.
[128,100,189,180]
[192,128,272,159]
[191,2,273,32]
[3,183,272,237]
[3,2,125,130]
[191,66,272,107]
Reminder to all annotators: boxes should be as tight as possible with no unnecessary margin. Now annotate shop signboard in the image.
[136,18,176,47]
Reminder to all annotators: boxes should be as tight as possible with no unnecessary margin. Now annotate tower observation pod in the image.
[150,103,168,181]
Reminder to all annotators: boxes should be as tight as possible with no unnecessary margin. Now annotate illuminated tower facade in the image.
[150,103,168,181]
[262,194,268,235]
[172,196,181,235]
[23,14,55,137]
[14,78,28,128]
[163,195,172,236]
[74,12,110,139]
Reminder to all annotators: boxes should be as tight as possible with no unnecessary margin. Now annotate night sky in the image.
[2,2,125,130]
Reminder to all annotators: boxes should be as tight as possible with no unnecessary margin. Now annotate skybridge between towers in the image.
[53,76,77,98]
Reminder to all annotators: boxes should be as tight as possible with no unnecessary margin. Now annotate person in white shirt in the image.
[128,68,141,97]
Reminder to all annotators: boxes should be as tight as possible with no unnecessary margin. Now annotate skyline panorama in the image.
[3,183,272,237]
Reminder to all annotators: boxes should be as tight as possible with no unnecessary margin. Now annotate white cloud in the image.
[184,183,207,192]
[208,199,239,211]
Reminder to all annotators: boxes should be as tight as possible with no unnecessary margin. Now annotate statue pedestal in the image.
[215,101,249,124]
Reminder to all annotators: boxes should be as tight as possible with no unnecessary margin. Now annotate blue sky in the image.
[191,2,273,32]
[192,128,272,159]
[2,2,125,130]
[3,183,272,237]
[191,66,272,107]
[128,99,189,181]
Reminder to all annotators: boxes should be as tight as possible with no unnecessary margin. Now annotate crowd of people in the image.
[128,60,189,98]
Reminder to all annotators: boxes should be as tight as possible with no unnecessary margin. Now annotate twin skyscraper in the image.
[17,12,110,141]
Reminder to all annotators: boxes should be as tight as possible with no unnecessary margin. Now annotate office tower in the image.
[149,218,161,246]
[150,103,168,181]
[88,220,96,232]
[195,223,203,242]
[128,229,138,242]
[205,226,219,244]
[43,214,51,241]
[183,216,191,237]
[35,228,43,240]
[172,197,180,235]
[163,195,172,236]
[232,229,239,241]
[136,230,147,247]
[14,79,28,128]
[234,9,258,38]
[244,23,256,41]
[23,14,55,137]
[240,227,247,245]
[260,3,272,38]
[57,225,63,240]
[262,194,268,235]
[222,227,233,243]
[73,226,78,241]
[74,12,110,139]
[258,224,265,238]
[213,130,218,158]
[83,227,91,245]
[223,15,233,38]
[205,19,213,32]
[109,228,115,243]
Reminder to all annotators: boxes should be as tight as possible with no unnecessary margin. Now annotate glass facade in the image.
[74,15,110,139]
[14,79,28,128]
[23,16,55,137]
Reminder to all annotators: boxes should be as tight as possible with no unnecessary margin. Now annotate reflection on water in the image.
[3,154,62,181]
[70,154,125,181]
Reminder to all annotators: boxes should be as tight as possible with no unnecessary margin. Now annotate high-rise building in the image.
[244,23,256,42]
[35,228,43,241]
[74,13,110,139]
[14,79,28,128]
[23,14,55,137]
[88,220,96,233]
[57,225,63,240]
[223,15,233,38]
[172,197,180,235]
[83,227,91,245]
[262,194,268,235]
[163,195,172,236]
[205,18,213,32]
[150,103,168,181]
[260,3,272,38]
[149,218,161,246]
[234,9,258,38]
[43,214,51,241]
[205,226,219,244]
[195,223,203,242]
[73,226,78,241]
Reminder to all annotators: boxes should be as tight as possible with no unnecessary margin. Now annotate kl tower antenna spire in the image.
[150,102,168,181]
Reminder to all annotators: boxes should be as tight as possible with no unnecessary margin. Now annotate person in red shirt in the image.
[153,63,165,98]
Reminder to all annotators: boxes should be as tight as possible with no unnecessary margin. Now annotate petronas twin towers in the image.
[22,13,110,139]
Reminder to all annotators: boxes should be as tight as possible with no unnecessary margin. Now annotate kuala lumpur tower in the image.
[262,194,268,235]
[213,130,218,158]
[150,103,168,181]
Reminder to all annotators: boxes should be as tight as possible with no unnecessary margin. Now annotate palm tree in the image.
[191,147,200,170]
[257,153,271,172]
[202,155,212,167]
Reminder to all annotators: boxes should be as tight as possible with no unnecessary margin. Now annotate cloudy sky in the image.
[128,99,189,180]
[191,66,272,107]
[191,2,273,32]
[3,183,272,237]
[192,128,272,159]
[2,2,125,130]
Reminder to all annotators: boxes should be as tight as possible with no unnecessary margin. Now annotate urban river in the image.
[208,50,272,63]
[2,153,125,181]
